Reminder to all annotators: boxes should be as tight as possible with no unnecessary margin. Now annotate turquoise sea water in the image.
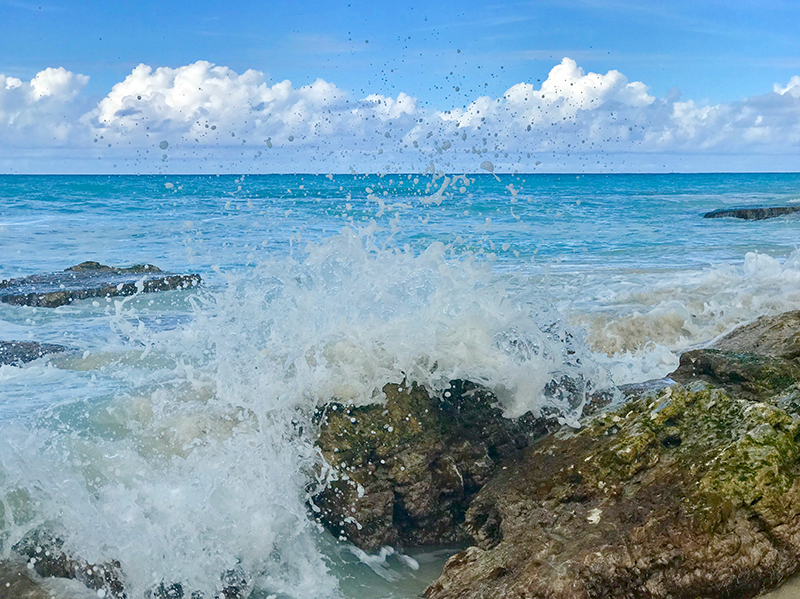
[2,173,800,598]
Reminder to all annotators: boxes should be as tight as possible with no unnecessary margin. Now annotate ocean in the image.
[2,173,800,598]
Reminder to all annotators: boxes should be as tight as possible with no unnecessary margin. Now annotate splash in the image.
[0,224,607,597]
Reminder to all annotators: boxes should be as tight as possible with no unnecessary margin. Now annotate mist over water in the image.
[2,173,800,597]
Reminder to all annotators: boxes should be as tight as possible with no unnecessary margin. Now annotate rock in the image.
[13,530,125,599]
[712,310,800,360]
[0,262,201,308]
[670,349,800,401]
[424,383,800,599]
[0,560,50,599]
[313,381,535,551]
[11,529,248,599]
[0,340,68,366]
[670,311,800,401]
[703,206,800,220]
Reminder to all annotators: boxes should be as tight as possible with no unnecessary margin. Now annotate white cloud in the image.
[0,67,88,142]
[1,58,800,172]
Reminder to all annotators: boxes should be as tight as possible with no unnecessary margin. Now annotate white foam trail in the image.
[563,249,800,384]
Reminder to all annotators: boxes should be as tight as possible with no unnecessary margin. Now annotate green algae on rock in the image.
[671,349,800,401]
[313,381,536,551]
[424,383,800,599]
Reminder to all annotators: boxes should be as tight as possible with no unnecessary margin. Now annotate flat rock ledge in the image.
[0,340,68,366]
[0,261,202,308]
[703,206,800,220]
[424,310,800,599]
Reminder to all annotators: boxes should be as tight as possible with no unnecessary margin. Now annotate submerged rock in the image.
[313,381,536,551]
[703,206,800,220]
[425,383,800,599]
[0,340,68,366]
[0,261,201,308]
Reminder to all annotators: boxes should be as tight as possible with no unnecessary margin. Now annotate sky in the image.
[1,0,800,173]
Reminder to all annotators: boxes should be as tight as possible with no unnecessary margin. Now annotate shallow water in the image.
[2,173,800,597]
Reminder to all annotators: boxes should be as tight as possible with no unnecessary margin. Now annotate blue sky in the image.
[1,0,800,173]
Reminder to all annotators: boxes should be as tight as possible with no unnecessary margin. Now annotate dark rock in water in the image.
[0,560,50,599]
[12,529,248,599]
[0,261,201,308]
[13,530,126,598]
[0,340,68,366]
[313,381,535,551]
[424,382,800,599]
[703,206,800,220]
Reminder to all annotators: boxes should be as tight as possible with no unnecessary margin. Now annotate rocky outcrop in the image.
[425,382,800,599]
[0,262,201,308]
[0,340,68,366]
[425,311,800,599]
[703,206,800,220]
[712,310,800,359]
[313,381,537,551]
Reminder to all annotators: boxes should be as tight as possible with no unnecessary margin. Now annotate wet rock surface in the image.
[0,261,202,308]
[8,530,248,599]
[424,311,800,599]
[313,381,536,551]
[0,560,51,599]
[0,340,68,366]
[13,531,126,598]
[703,206,800,220]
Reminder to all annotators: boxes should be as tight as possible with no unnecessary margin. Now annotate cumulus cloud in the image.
[85,61,420,152]
[0,67,88,142]
[1,58,800,172]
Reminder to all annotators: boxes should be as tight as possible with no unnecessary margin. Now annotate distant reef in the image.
[704,206,800,220]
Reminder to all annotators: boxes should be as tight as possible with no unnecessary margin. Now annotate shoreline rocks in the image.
[703,206,800,220]
[0,261,202,308]
[424,310,800,599]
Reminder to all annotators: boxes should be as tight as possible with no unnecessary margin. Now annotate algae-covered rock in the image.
[313,381,534,551]
[424,384,800,599]
[670,349,800,400]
